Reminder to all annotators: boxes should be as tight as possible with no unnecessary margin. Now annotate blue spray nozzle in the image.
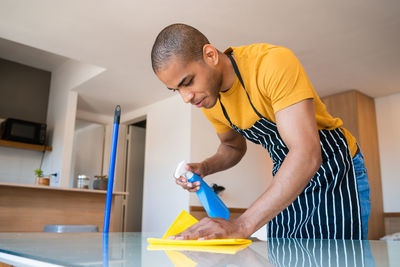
[174,161,230,220]
[174,160,193,179]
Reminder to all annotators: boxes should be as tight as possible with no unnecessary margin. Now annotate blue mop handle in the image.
[103,105,121,233]
[102,232,109,267]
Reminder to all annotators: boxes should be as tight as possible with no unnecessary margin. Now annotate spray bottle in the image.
[174,161,230,220]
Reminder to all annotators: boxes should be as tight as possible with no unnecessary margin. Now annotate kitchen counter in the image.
[0,182,128,195]
[0,232,398,266]
[0,182,128,232]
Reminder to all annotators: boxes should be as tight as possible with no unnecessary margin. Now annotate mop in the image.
[103,105,121,233]
[102,105,121,267]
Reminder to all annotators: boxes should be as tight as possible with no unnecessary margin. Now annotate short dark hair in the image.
[151,23,210,73]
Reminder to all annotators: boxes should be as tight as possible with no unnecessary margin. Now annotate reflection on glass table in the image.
[0,232,399,266]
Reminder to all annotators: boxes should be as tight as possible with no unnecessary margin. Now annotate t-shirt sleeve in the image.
[201,108,231,133]
[258,47,315,113]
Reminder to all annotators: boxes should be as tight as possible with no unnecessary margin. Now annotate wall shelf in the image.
[0,139,52,151]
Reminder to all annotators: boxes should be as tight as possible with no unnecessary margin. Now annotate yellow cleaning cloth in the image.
[162,210,198,239]
[148,243,251,255]
[148,238,252,246]
[147,210,252,248]
[147,210,252,266]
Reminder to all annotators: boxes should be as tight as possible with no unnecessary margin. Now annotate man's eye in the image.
[183,79,193,87]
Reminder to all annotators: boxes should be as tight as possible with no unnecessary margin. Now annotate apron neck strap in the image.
[227,53,245,90]
[224,53,264,120]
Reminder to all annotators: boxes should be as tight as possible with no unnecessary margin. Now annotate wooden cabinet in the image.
[322,90,384,240]
[0,182,127,232]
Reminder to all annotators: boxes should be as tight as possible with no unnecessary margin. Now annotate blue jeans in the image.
[352,148,371,239]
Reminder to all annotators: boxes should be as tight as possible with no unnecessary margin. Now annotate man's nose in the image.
[180,89,194,104]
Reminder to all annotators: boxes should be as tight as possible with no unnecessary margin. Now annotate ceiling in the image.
[0,37,67,72]
[0,0,399,116]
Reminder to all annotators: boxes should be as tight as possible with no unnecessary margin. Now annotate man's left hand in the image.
[167,217,250,240]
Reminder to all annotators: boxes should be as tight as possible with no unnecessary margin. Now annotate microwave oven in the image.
[0,118,47,145]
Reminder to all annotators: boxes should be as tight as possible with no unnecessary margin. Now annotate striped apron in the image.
[219,54,363,239]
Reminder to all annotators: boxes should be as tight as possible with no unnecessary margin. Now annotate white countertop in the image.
[0,232,399,266]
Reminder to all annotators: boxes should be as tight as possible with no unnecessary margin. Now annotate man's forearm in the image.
[202,141,246,177]
[236,147,321,236]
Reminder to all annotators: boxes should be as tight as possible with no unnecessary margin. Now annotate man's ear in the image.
[203,44,219,66]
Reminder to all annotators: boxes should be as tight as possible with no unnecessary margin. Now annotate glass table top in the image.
[0,232,399,266]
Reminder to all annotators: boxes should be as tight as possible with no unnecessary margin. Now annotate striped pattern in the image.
[267,238,367,267]
[218,54,362,239]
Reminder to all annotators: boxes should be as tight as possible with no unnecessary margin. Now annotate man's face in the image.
[155,56,222,109]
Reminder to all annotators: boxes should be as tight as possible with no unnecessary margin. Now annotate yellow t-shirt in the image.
[202,44,357,157]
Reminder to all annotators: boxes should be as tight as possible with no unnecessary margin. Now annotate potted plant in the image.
[35,168,50,186]
[93,175,108,190]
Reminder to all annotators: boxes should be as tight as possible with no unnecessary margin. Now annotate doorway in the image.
[123,120,146,232]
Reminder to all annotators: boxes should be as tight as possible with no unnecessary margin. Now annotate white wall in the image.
[375,93,400,212]
[0,58,51,184]
[70,121,105,188]
[123,95,191,233]
[190,106,273,209]
[41,59,104,187]
[0,118,44,184]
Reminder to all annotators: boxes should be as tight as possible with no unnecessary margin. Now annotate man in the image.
[151,23,370,240]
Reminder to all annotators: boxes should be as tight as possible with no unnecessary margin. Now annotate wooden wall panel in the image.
[356,93,385,239]
[321,90,359,139]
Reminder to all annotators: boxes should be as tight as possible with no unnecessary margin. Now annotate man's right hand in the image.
[176,130,247,193]
[175,162,207,192]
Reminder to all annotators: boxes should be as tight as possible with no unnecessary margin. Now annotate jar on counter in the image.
[77,175,90,189]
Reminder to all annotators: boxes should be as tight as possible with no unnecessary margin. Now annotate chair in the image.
[43,224,99,233]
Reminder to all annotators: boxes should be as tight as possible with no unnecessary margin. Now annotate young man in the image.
[151,23,370,240]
